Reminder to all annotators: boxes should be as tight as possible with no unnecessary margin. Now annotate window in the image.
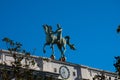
[54,68,57,72]
[73,72,76,76]
[92,78,95,80]
[0,53,1,59]
[109,77,111,80]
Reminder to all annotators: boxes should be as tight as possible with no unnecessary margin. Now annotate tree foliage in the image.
[117,25,120,33]
[114,25,120,78]
[1,37,36,80]
[114,56,120,77]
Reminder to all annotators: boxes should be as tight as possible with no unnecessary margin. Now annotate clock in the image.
[59,66,70,79]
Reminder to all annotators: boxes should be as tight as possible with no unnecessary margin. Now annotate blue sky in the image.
[0,0,120,72]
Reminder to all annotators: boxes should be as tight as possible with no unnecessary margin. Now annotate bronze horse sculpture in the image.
[43,24,76,60]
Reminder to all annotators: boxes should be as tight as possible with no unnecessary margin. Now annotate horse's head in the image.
[43,24,49,34]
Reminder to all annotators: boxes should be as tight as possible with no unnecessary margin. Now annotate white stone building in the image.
[0,49,118,80]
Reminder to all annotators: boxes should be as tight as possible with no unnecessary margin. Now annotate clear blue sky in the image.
[0,0,120,72]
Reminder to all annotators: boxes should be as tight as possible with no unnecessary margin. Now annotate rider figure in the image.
[55,24,62,43]
[47,24,63,43]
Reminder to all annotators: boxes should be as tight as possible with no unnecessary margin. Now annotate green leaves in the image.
[2,37,22,52]
[1,37,36,68]
[1,37,36,80]
[114,56,120,77]
[117,25,120,33]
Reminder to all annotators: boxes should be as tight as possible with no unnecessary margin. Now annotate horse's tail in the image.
[65,36,76,50]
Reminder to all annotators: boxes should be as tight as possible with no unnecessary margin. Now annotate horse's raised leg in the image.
[43,43,49,53]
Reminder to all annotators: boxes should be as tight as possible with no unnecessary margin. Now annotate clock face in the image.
[59,66,70,79]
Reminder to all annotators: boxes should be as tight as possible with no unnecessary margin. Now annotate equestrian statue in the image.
[43,24,76,61]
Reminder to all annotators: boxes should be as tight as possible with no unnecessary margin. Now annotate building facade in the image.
[0,49,118,80]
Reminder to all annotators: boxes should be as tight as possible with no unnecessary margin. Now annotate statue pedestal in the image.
[50,54,55,60]
[59,57,66,62]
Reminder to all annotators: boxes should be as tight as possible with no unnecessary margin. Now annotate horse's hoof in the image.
[59,57,66,62]
[50,54,55,60]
